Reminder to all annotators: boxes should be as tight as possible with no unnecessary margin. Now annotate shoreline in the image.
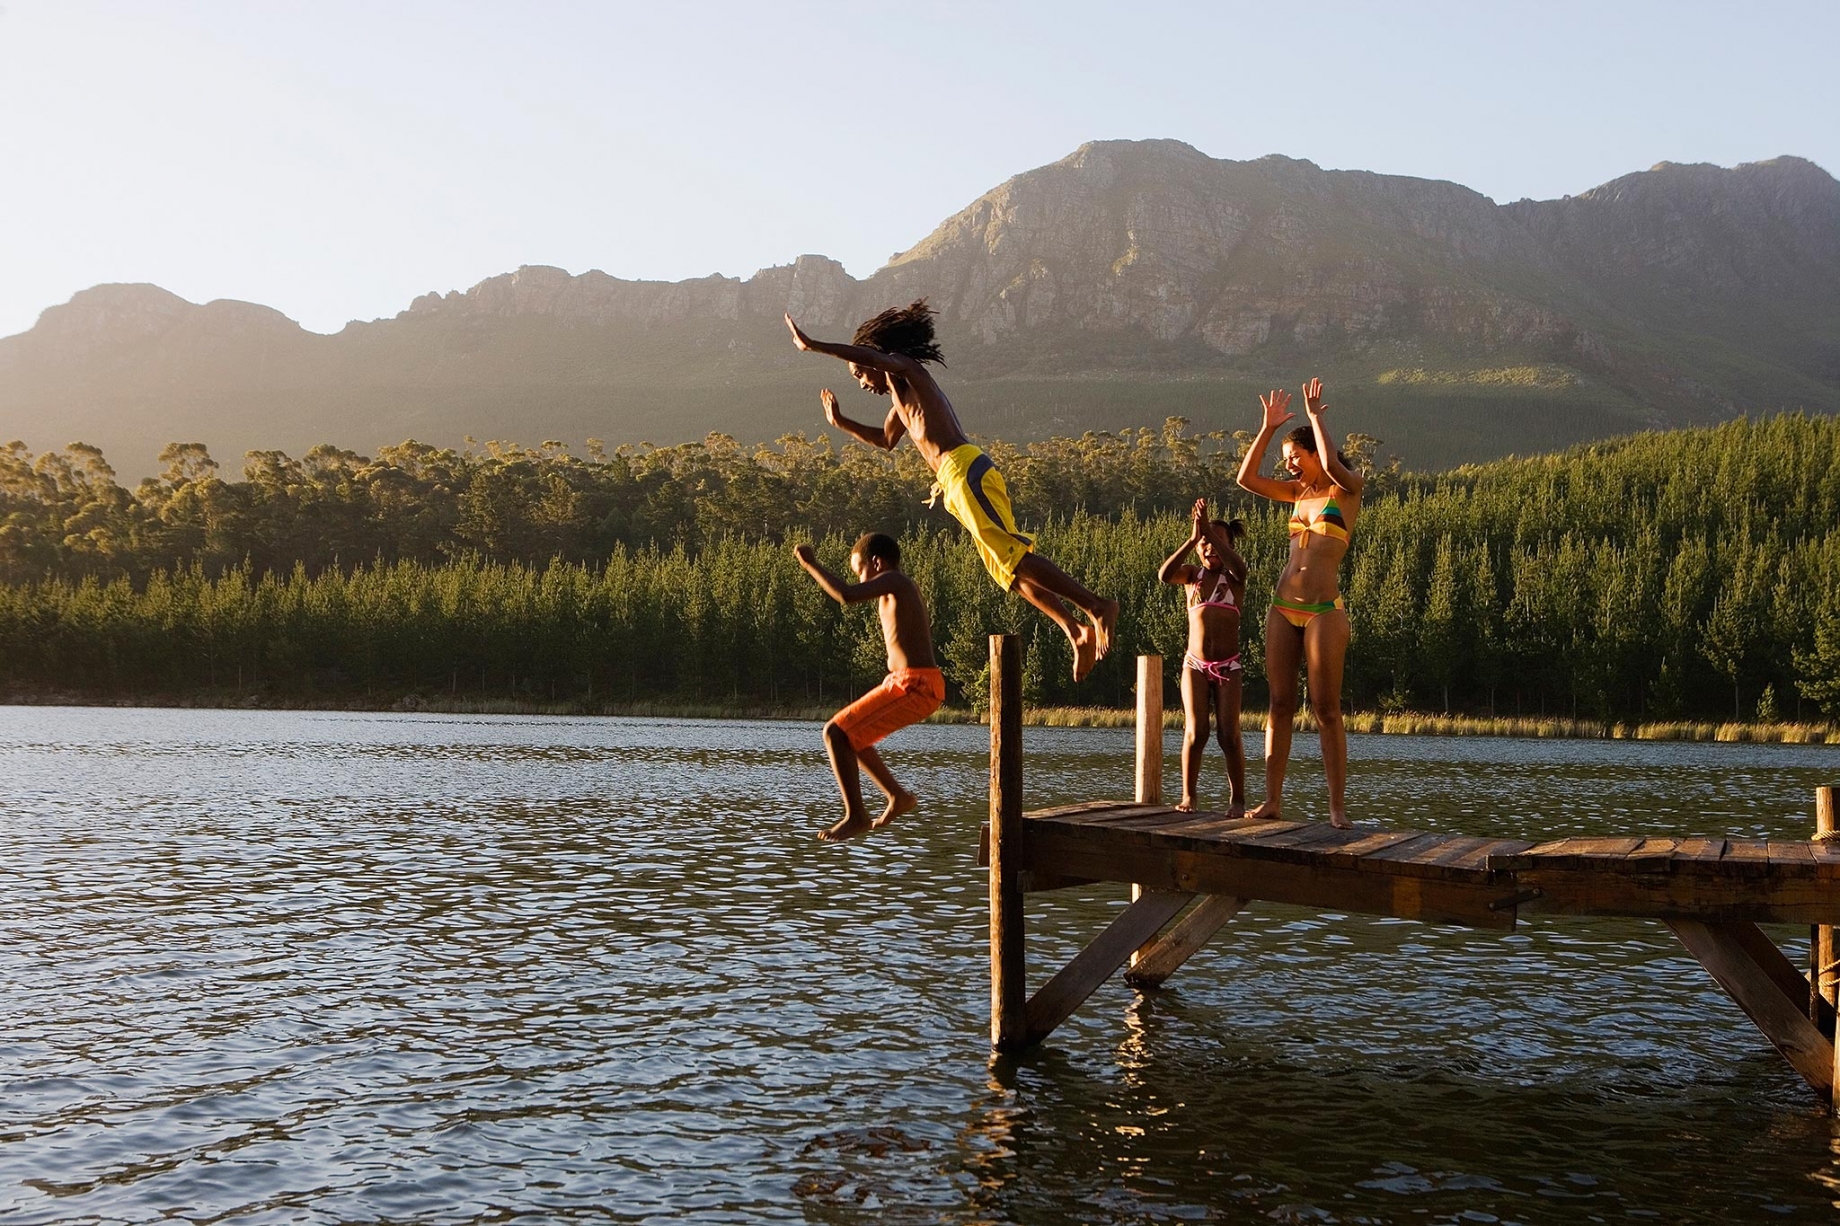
[2,690,1834,744]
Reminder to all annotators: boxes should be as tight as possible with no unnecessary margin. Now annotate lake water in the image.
[4,706,1840,1223]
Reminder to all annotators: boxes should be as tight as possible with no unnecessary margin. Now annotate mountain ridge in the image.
[4,140,1835,477]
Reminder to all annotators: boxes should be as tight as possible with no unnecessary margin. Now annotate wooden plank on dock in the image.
[1720,839,1773,878]
[1353,832,1456,872]
[1329,830,1429,866]
[1621,838,1680,873]
[1667,919,1834,1100]
[1674,836,1729,865]
[1769,841,1817,873]
[1024,828,1517,929]
[1122,894,1248,990]
[1024,889,1193,1044]
[1452,838,1535,873]
[1516,867,1840,925]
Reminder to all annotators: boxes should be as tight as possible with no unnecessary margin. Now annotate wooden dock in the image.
[978,636,1840,1107]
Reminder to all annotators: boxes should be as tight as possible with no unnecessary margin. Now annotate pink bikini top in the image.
[1189,567,1238,612]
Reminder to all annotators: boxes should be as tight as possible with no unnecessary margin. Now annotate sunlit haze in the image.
[2,0,1834,338]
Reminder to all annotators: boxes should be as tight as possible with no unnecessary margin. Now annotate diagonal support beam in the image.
[1667,918,1835,1101]
[1124,894,1248,989]
[1025,889,1192,1044]
[1723,920,1837,1037]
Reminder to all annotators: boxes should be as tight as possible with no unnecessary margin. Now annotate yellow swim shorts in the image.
[933,443,1034,590]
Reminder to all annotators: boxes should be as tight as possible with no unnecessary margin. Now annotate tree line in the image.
[2,414,1838,721]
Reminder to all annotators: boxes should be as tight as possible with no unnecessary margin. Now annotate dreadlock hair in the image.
[852,300,946,366]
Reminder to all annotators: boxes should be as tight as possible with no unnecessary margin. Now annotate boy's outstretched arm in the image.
[786,314,922,378]
[820,389,908,452]
[793,544,902,604]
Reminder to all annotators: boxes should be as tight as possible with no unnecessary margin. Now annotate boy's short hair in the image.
[852,300,946,366]
[852,532,901,568]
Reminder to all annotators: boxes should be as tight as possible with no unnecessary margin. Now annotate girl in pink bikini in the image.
[1158,497,1249,815]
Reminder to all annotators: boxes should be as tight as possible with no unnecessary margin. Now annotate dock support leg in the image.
[989,634,1027,1053]
[1128,655,1163,971]
[1124,894,1249,989]
[1026,889,1193,1044]
[1667,918,1835,1102]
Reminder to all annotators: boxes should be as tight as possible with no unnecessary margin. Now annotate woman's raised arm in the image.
[1236,389,1303,503]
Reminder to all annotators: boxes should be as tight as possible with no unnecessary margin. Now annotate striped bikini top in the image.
[1189,567,1238,612]
[1288,494,1350,545]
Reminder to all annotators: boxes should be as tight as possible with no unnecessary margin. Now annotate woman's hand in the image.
[1260,389,1294,432]
[819,388,843,428]
[1302,376,1328,418]
[785,312,814,352]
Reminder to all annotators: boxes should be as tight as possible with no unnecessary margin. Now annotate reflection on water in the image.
[3,706,1840,1222]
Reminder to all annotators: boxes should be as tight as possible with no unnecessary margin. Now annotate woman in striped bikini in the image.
[1159,497,1249,815]
[1235,378,1364,828]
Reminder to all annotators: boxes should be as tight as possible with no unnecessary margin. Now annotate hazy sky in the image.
[2,0,1834,338]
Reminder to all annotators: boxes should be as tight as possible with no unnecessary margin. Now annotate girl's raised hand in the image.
[1260,389,1295,432]
[1302,377,1328,418]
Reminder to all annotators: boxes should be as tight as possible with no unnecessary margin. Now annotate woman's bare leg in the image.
[1178,664,1210,811]
[1215,673,1246,819]
[1304,610,1352,828]
[1251,607,1302,819]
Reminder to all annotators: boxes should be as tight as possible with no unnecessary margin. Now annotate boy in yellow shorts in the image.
[794,533,945,842]
[786,301,1118,681]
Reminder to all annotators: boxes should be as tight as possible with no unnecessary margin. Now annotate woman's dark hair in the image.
[853,532,900,568]
[1212,518,1247,545]
[1284,425,1350,472]
[852,300,946,366]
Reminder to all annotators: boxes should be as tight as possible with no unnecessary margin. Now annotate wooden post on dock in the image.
[1129,657,1163,971]
[1135,656,1163,806]
[1819,785,1840,1106]
[1815,788,1838,1027]
[989,634,1027,1052]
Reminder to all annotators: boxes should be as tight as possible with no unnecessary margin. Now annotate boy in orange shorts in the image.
[794,533,945,842]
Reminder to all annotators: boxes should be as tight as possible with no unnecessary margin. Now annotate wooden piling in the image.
[989,634,1027,1052]
[1135,656,1163,806]
[1821,785,1839,1107]
[1128,656,1164,970]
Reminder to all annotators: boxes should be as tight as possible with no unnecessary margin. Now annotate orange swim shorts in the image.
[832,667,946,751]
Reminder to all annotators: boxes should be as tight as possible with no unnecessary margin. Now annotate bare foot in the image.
[870,791,918,830]
[1176,796,1196,812]
[1224,802,1245,821]
[819,813,874,842]
[1329,810,1352,830]
[1071,623,1099,682]
[1247,798,1283,820]
[1093,598,1119,661]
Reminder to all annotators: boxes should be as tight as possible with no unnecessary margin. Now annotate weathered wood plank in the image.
[1621,838,1680,873]
[1328,830,1429,865]
[1517,868,1840,925]
[1354,832,1457,871]
[1675,836,1729,864]
[1122,894,1248,989]
[1024,889,1193,1043]
[1667,919,1834,1100]
[1452,838,1535,872]
[1720,839,1773,878]
[1769,841,1817,872]
[1216,820,1308,843]
[1025,830,1517,929]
